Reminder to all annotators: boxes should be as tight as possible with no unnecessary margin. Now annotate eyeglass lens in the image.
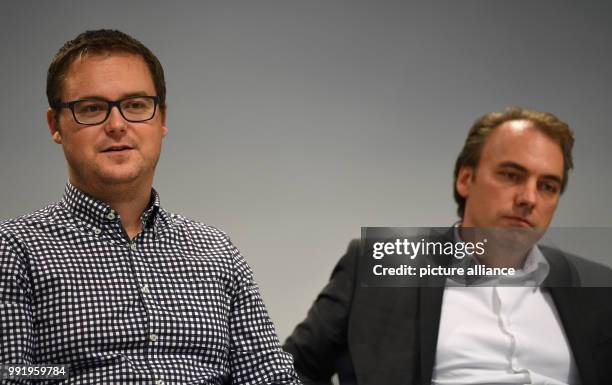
[73,97,156,124]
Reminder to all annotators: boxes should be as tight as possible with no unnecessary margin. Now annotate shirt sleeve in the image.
[0,232,34,384]
[226,240,301,385]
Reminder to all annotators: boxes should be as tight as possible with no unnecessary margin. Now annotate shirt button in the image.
[130,242,138,251]
[93,228,101,235]
[155,380,164,385]
[149,333,158,342]
[141,284,150,295]
[106,211,116,220]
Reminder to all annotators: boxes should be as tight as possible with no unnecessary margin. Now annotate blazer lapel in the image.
[418,283,445,385]
[544,248,598,385]
[350,227,451,385]
[418,228,453,385]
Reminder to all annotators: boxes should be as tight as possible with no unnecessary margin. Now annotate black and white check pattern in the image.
[0,183,300,385]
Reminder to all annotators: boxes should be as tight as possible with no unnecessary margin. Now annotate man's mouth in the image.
[102,145,133,153]
[503,216,533,228]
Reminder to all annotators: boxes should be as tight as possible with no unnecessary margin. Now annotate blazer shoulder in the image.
[541,245,612,286]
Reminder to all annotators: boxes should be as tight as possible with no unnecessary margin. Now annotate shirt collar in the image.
[61,182,162,232]
[451,222,550,286]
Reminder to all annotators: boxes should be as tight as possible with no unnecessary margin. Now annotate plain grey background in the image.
[1,0,611,341]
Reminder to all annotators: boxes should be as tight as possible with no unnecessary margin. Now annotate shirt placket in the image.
[494,287,531,380]
[105,208,166,385]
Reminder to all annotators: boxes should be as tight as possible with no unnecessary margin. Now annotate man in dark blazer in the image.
[284,107,612,385]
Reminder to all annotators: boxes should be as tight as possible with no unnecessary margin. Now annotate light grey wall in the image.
[1,0,611,340]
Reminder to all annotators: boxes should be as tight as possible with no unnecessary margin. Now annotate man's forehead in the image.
[62,52,154,99]
[65,51,145,75]
[480,119,564,177]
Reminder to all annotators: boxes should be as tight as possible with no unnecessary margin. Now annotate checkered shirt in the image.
[0,183,300,385]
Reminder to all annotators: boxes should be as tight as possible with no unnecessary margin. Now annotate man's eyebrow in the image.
[74,91,151,100]
[497,161,528,173]
[497,161,563,184]
[541,174,563,185]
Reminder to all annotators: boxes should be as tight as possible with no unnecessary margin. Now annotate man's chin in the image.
[95,167,143,186]
[483,226,544,254]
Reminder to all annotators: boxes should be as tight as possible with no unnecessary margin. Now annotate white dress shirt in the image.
[431,227,581,385]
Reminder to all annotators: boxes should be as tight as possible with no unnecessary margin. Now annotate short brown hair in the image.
[453,107,575,218]
[47,29,166,112]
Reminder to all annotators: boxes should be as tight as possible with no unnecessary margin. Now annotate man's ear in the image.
[456,166,474,199]
[47,108,62,144]
[160,107,168,138]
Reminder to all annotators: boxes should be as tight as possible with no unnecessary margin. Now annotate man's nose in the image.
[104,105,127,135]
[515,179,537,214]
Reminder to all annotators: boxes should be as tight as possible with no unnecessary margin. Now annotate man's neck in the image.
[70,177,152,240]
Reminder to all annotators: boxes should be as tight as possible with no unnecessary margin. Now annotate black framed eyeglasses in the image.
[53,96,160,125]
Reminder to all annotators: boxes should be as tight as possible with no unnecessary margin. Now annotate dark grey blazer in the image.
[284,235,612,385]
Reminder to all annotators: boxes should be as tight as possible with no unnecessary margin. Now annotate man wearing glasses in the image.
[0,29,300,384]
